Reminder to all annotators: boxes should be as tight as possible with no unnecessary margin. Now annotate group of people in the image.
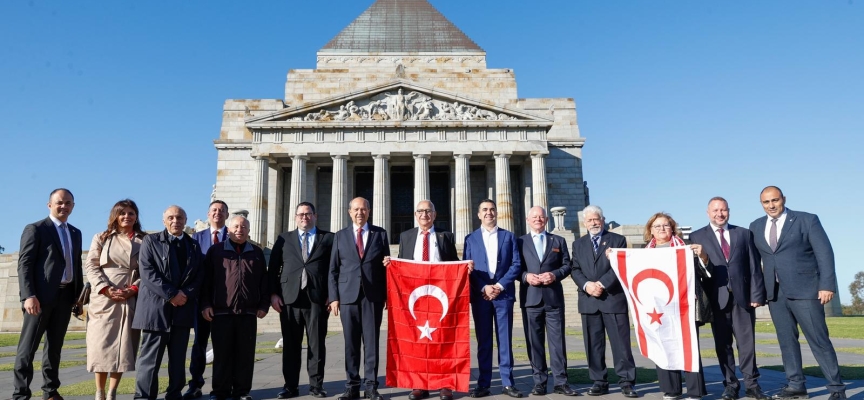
[11,185,846,400]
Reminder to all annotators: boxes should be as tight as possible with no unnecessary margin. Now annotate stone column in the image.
[454,153,472,244]
[251,156,269,245]
[413,154,430,226]
[485,160,496,200]
[531,153,549,230]
[495,153,514,232]
[286,155,308,232]
[373,154,390,231]
[266,163,284,248]
[330,155,349,232]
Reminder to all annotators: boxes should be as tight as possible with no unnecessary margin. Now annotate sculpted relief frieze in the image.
[291,89,519,123]
[316,55,486,65]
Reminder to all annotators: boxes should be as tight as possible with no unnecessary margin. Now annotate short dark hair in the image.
[707,196,728,207]
[478,198,496,211]
[760,186,784,197]
[296,202,317,214]
[209,200,228,211]
[49,188,74,201]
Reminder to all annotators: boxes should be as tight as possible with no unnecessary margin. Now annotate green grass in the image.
[700,349,780,360]
[567,367,658,384]
[64,344,87,350]
[565,327,582,336]
[761,365,864,380]
[836,347,864,356]
[255,347,282,354]
[34,377,169,396]
[0,351,17,357]
[753,316,864,339]
[515,351,586,362]
[0,360,86,372]
[0,332,87,348]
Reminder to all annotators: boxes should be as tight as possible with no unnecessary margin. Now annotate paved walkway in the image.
[2,325,862,400]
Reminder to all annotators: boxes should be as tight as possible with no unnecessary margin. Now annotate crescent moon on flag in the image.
[408,285,449,321]
[631,269,675,306]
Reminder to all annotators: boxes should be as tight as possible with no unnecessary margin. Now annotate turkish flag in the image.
[610,247,700,372]
[385,258,471,392]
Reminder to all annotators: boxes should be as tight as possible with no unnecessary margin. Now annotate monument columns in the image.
[454,153,472,244]
[330,154,349,232]
[266,163,284,247]
[287,155,309,231]
[495,152,514,232]
[251,156,269,244]
[373,154,391,232]
[531,153,549,228]
[413,153,431,222]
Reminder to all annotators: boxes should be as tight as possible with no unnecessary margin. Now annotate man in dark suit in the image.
[269,202,334,399]
[749,186,846,400]
[134,206,205,400]
[185,200,229,400]
[571,205,638,398]
[328,197,389,400]
[13,188,84,400]
[463,199,523,398]
[690,197,767,400]
[518,206,577,397]
[387,200,461,400]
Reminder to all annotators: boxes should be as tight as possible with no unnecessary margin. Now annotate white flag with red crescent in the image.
[610,247,699,372]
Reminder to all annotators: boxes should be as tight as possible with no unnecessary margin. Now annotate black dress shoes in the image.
[277,388,298,399]
[502,386,523,398]
[531,385,546,396]
[439,389,453,400]
[338,389,361,400]
[722,386,740,400]
[771,387,808,400]
[183,388,203,400]
[309,387,327,399]
[469,387,491,398]
[745,388,767,400]
[587,385,609,396]
[365,389,384,400]
[409,389,430,400]
[554,385,579,397]
[234,396,253,400]
[621,386,639,398]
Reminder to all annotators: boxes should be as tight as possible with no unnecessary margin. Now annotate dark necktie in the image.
[592,235,600,255]
[769,218,778,252]
[718,227,730,261]
[421,230,430,261]
[212,230,219,245]
[356,228,365,259]
[60,223,73,284]
[301,232,310,262]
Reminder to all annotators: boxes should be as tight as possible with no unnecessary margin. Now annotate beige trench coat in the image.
[85,232,143,373]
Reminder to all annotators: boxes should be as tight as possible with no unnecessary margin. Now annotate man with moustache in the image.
[269,202,334,399]
[13,188,84,400]
[749,187,846,400]
[518,206,577,397]
[329,197,390,400]
[200,215,269,400]
[134,206,205,400]
[185,200,230,400]
[463,199,523,398]
[689,197,767,400]
[570,205,637,398]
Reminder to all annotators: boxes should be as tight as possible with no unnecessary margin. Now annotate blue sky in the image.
[1,1,862,299]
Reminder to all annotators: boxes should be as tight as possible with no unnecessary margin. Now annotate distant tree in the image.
[0,244,4,254]
[849,271,864,315]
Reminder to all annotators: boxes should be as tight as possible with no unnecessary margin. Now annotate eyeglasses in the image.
[415,209,434,215]
[295,213,314,218]
[652,224,672,230]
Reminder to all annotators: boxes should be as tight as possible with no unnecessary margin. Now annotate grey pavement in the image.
[2,323,862,400]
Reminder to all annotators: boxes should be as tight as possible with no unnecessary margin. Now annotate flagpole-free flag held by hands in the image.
[610,247,700,372]
[386,258,471,392]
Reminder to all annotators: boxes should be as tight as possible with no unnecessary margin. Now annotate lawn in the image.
[0,360,86,372]
[761,365,864,380]
[515,351,586,362]
[752,316,864,339]
[568,366,658,384]
[34,377,169,396]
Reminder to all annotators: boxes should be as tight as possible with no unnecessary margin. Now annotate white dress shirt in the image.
[710,222,731,248]
[413,227,440,262]
[49,215,73,284]
[764,209,788,245]
[481,226,499,278]
[353,223,370,250]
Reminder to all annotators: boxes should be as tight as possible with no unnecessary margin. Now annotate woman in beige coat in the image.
[85,199,146,400]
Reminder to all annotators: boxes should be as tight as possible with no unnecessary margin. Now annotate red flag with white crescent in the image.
[385,258,471,392]
[610,247,699,372]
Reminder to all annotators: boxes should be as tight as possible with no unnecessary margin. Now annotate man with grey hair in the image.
[134,206,204,400]
[571,205,637,398]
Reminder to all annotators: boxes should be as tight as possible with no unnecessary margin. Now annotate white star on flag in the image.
[417,320,437,341]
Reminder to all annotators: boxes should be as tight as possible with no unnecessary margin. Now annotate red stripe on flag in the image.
[617,252,648,357]
[676,248,692,372]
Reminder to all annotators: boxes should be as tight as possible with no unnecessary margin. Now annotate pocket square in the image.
[552,247,560,253]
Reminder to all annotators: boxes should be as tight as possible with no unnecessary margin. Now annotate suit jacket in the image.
[689,224,766,309]
[17,217,84,304]
[328,224,390,304]
[396,228,459,262]
[463,227,522,302]
[192,226,227,256]
[517,232,571,308]
[749,209,836,301]
[570,231,628,314]
[132,230,204,331]
[269,228,334,305]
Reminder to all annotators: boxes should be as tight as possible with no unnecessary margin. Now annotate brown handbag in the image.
[71,282,91,320]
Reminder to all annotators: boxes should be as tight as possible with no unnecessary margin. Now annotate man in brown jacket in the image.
[200,216,269,400]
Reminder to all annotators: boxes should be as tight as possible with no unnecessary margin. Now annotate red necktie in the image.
[422,230,430,261]
[356,228,365,259]
[213,230,220,245]
[718,227,730,261]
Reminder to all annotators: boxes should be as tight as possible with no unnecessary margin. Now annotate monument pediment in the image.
[246,81,552,128]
